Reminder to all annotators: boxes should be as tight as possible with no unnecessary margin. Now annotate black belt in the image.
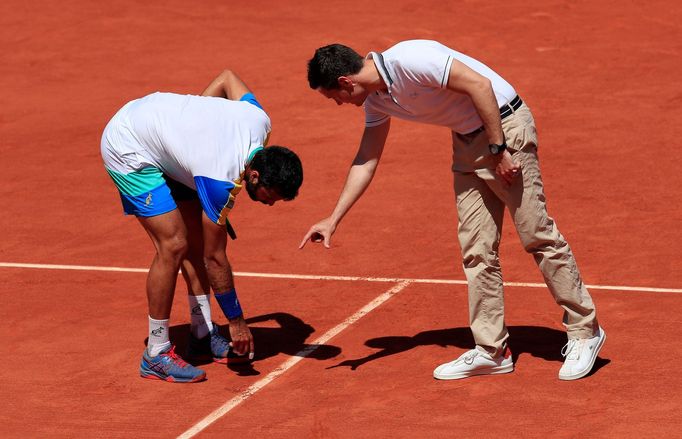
[500,95,523,119]
[460,96,523,136]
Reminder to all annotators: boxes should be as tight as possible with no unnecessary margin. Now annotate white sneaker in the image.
[559,327,606,381]
[433,347,513,380]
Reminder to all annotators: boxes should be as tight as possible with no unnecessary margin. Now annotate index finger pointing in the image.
[299,231,312,249]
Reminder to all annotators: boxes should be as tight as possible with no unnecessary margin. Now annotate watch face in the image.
[489,143,506,155]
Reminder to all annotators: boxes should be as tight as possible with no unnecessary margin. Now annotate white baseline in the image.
[0,262,680,293]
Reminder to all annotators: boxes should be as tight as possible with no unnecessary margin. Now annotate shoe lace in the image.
[164,346,189,367]
[561,339,580,360]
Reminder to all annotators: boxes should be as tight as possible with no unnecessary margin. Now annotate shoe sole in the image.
[140,370,206,383]
[558,330,607,381]
[433,363,514,380]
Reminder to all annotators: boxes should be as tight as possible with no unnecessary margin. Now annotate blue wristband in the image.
[215,289,243,320]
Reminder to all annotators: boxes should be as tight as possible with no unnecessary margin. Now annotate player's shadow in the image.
[327,325,609,377]
[155,312,341,376]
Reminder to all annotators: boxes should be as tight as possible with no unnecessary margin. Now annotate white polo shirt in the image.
[364,40,517,134]
[101,92,270,223]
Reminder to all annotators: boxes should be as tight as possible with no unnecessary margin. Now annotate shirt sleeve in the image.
[194,175,240,225]
[364,98,391,127]
[239,92,271,145]
[239,92,264,110]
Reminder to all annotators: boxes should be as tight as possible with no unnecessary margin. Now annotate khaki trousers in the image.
[452,104,598,356]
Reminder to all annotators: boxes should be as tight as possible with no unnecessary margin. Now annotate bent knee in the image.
[523,236,568,255]
[462,248,500,269]
[159,234,190,260]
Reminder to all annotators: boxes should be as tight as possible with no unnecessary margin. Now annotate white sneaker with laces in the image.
[559,327,606,381]
[433,347,513,380]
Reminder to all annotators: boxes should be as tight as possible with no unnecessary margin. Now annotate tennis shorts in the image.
[101,99,198,217]
[105,167,198,217]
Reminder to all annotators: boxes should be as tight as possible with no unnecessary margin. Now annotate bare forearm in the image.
[330,122,389,225]
[202,70,230,97]
[469,80,505,145]
[330,160,377,225]
[201,70,249,100]
[204,246,253,356]
[447,60,504,145]
[299,123,389,249]
[204,253,235,292]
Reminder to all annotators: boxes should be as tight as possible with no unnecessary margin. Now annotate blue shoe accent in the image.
[140,346,206,383]
[187,324,250,364]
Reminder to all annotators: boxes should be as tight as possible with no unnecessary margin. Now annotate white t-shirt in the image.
[101,92,270,223]
[364,40,517,134]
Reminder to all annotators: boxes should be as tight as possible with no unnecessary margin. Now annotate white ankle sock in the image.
[147,316,171,357]
[188,294,213,339]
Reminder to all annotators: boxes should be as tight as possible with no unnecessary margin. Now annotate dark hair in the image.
[250,146,303,200]
[307,44,364,90]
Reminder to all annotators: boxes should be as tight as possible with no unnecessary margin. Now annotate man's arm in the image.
[446,60,519,185]
[201,212,254,357]
[202,69,252,100]
[299,119,391,249]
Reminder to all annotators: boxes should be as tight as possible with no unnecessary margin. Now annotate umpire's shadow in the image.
[165,312,341,376]
[328,325,609,377]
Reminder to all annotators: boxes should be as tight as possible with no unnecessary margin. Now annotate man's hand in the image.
[495,150,521,186]
[299,217,337,249]
[228,316,254,357]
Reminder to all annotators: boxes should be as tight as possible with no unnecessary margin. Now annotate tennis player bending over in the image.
[300,40,605,381]
[101,70,303,382]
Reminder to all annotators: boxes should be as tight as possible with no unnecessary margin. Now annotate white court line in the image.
[1,262,681,293]
[176,280,411,439]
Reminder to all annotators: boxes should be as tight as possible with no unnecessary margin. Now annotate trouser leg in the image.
[454,171,509,355]
[451,103,599,350]
[485,106,599,339]
[491,146,598,338]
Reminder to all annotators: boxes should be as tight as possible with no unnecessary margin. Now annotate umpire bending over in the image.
[299,40,605,381]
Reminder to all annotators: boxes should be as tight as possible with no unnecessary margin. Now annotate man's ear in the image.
[247,169,260,185]
[338,76,354,90]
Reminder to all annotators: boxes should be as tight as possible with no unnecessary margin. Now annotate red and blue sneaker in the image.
[140,345,206,383]
[187,324,250,364]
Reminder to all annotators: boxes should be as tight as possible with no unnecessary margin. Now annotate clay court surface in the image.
[1,0,681,437]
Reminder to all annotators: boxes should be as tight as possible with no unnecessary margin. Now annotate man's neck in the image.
[354,59,387,93]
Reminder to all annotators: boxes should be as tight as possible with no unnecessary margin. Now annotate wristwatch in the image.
[489,141,507,155]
